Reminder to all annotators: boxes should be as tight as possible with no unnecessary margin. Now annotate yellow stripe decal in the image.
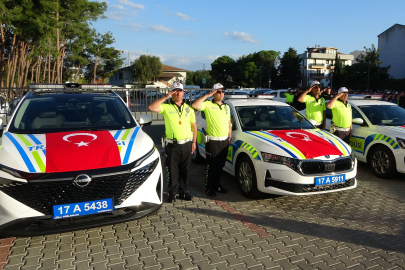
[32,151,45,172]
[16,134,32,146]
[121,129,132,140]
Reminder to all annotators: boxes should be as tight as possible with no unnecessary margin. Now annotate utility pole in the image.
[367,61,370,90]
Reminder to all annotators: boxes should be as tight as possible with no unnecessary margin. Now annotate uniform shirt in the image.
[285,93,294,103]
[303,94,326,123]
[330,99,352,128]
[159,101,195,140]
[199,100,230,137]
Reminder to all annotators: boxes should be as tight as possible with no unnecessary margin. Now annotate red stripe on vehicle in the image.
[46,131,121,172]
[267,130,343,159]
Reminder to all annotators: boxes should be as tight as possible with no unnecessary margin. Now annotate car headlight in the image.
[396,137,405,149]
[132,146,156,169]
[261,152,300,170]
[350,150,356,161]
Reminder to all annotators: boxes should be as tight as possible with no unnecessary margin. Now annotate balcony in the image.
[310,73,326,79]
[310,64,325,68]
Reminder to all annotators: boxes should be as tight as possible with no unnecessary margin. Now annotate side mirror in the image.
[0,119,3,137]
[352,118,364,125]
[138,114,153,127]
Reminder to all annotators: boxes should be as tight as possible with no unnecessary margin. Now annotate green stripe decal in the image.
[118,146,122,153]
[16,134,32,146]
[32,151,45,172]
[121,129,132,140]
[392,142,398,148]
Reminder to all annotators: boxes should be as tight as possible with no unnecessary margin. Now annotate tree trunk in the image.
[17,41,25,87]
[93,55,98,83]
[47,53,51,83]
[42,54,47,83]
[51,57,57,83]
[6,34,16,88]
[37,55,41,83]
[74,65,81,82]
[23,59,31,87]
[10,44,19,89]
[0,24,7,88]
[56,6,60,84]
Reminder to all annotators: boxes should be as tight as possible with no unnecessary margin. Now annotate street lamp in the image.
[259,67,262,88]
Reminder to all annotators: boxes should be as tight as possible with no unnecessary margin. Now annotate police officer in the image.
[298,80,326,129]
[192,83,232,196]
[285,88,294,105]
[148,82,197,203]
[321,87,333,100]
[326,87,352,144]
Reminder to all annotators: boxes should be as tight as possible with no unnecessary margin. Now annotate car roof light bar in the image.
[224,94,275,99]
[29,83,113,94]
[348,94,383,100]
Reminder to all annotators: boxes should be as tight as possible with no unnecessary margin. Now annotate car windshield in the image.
[8,93,136,134]
[235,105,314,131]
[358,105,405,126]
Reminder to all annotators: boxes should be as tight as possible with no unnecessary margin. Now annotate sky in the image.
[91,0,405,71]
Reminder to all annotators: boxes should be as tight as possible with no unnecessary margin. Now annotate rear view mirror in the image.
[138,114,153,127]
[352,118,364,125]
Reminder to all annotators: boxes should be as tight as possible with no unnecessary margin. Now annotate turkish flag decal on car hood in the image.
[46,131,121,172]
[267,130,343,159]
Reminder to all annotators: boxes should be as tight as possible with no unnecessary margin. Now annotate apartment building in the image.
[378,24,405,79]
[299,45,354,88]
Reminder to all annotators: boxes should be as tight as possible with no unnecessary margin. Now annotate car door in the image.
[223,105,237,174]
[196,110,208,158]
[349,106,371,161]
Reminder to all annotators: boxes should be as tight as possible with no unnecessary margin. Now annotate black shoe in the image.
[217,185,228,194]
[167,194,176,203]
[179,192,192,201]
[206,189,216,197]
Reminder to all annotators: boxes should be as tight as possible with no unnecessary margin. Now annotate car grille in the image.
[0,158,159,215]
[265,177,356,193]
[299,157,353,175]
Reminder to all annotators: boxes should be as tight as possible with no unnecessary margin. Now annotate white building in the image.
[299,45,354,88]
[349,50,366,64]
[378,24,405,79]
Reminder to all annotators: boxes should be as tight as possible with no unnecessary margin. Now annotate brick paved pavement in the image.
[1,156,405,269]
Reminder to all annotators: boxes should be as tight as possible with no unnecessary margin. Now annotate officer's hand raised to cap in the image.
[207,90,218,97]
[164,91,175,99]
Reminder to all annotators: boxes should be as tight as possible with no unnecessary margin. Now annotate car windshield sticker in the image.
[267,130,343,159]
[46,131,121,172]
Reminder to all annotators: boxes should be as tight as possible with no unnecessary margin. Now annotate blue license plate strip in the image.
[52,198,114,220]
[315,174,346,186]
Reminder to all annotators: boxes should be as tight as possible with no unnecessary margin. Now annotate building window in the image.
[326,60,329,64]
[119,72,123,80]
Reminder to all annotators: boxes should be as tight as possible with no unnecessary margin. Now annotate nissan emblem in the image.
[73,174,92,188]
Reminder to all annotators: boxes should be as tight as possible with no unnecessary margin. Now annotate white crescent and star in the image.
[286,132,312,141]
[62,133,98,147]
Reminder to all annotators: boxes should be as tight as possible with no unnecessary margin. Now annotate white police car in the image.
[193,95,357,198]
[0,84,162,236]
[325,95,405,179]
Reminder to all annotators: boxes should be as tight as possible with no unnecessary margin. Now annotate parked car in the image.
[251,89,273,95]
[325,95,405,179]
[193,95,357,198]
[263,89,288,102]
[0,84,162,236]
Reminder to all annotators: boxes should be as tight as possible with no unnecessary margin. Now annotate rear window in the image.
[8,93,136,134]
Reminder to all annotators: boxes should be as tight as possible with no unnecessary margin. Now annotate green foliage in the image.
[132,55,162,87]
[210,56,236,88]
[356,44,382,66]
[332,54,346,88]
[277,47,301,88]
[186,70,214,88]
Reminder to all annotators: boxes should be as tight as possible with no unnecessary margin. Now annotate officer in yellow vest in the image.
[298,80,326,129]
[326,87,352,143]
[285,88,294,105]
[149,82,197,202]
[192,83,232,196]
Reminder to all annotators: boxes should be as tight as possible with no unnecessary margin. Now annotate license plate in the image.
[315,174,346,186]
[52,198,114,220]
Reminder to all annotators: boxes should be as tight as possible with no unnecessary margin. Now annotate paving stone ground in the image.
[1,154,405,270]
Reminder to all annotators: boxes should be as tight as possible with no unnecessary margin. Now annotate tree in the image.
[277,47,301,88]
[332,53,345,89]
[242,62,258,87]
[210,56,235,88]
[132,55,162,87]
[84,32,124,83]
[186,70,214,88]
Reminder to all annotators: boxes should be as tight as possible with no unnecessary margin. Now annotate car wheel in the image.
[191,144,204,164]
[237,156,261,198]
[368,145,397,179]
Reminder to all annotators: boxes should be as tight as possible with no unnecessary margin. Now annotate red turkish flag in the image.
[267,130,343,159]
[46,131,121,172]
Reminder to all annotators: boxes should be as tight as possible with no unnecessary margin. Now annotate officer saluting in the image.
[149,82,197,203]
[192,83,232,196]
[326,87,352,143]
[298,80,326,129]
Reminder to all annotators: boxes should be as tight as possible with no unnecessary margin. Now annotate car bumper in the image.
[395,151,405,174]
[254,158,357,196]
[0,153,163,237]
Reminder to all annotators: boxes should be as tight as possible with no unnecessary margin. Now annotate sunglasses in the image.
[172,89,184,92]
[216,90,225,94]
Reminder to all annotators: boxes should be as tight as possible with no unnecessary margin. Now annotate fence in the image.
[0,87,224,125]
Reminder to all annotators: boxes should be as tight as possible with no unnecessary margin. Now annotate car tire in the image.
[192,144,204,164]
[368,145,397,179]
[237,156,261,198]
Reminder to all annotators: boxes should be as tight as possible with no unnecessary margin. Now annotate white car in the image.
[0,84,162,236]
[263,89,288,102]
[193,95,357,198]
[325,95,405,179]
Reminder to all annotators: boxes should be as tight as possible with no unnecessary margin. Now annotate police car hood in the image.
[377,125,405,137]
[0,127,153,173]
[244,129,351,160]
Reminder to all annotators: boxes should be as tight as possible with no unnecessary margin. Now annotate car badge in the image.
[73,174,92,188]
[325,155,330,159]
[185,107,190,113]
